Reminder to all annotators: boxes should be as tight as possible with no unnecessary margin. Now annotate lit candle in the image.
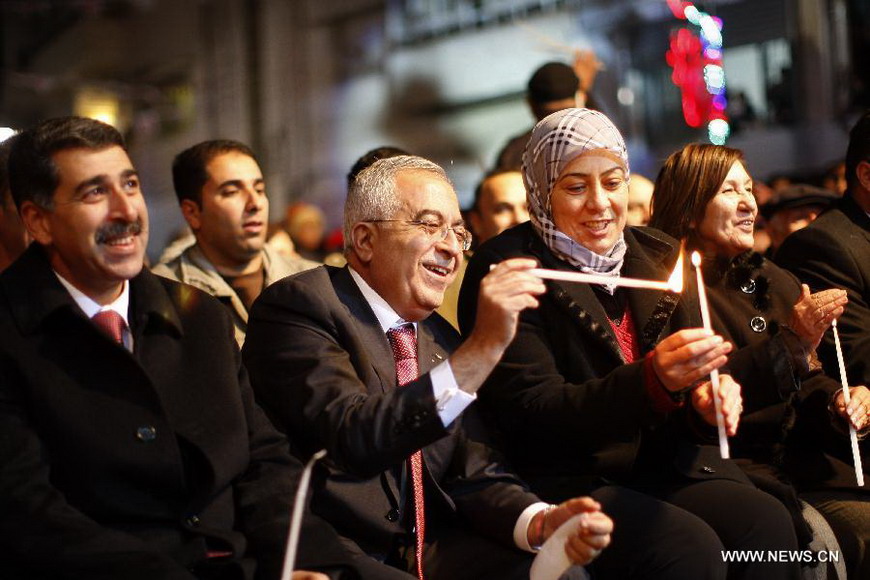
[281,449,327,580]
[523,251,685,292]
[831,320,865,487]
[527,268,681,292]
[691,251,730,459]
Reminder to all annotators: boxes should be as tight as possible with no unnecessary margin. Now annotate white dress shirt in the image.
[55,273,133,351]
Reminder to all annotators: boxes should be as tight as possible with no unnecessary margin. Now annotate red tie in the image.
[386,324,426,579]
[92,310,126,345]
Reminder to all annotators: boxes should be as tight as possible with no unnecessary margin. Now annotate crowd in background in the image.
[1,51,869,580]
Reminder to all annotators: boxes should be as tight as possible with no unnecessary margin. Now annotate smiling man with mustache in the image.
[154,140,317,347]
[0,116,358,580]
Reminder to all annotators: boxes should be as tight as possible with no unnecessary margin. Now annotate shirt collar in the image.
[348,266,416,334]
[53,272,131,327]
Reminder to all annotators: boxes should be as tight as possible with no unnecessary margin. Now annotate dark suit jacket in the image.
[776,193,870,388]
[0,245,353,580]
[243,265,540,561]
[458,223,749,502]
[775,193,870,491]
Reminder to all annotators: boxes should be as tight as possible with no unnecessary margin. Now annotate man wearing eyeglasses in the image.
[243,155,612,579]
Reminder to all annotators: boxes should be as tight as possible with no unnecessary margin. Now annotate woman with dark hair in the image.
[459,109,801,579]
[650,142,870,577]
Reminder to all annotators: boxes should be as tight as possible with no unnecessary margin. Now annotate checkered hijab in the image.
[522,108,630,293]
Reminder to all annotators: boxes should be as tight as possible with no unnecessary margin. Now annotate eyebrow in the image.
[217,177,265,189]
[413,209,465,226]
[73,169,138,196]
[558,166,626,180]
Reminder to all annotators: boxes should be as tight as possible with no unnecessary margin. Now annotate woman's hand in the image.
[832,386,870,431]
[691,374,742,436]
[790,284,847,351]
[652,328,732,392]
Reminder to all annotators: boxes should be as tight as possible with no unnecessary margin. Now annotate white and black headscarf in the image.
[522,108,630,293]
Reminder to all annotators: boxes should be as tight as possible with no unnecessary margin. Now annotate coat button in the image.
[385,509,400,522]
[135,425,157,442]
[740,279,757,294]
[749,316,767,333]
[700,466,716,474]
[186,515,200,527]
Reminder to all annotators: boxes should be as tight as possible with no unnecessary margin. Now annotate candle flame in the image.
[667,247,685,292]
[691,250,702,268]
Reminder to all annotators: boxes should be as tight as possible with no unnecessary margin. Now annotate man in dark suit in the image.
[243,155,612,579]
[0,116,355,579]
[776,111,870,577]
[777,111,870,391]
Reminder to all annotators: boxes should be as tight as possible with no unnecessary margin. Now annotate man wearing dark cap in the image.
[762,183,839,257]
[776,111,870,578]
[494,53,600,171]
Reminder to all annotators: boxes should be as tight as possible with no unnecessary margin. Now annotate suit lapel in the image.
[415,317,455,486]
[416,319,448,375]
[331,267,405,503]
[332,267,398,393]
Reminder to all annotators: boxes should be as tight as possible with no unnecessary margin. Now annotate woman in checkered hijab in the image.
[457,108,802,579]
[522,107,630,292]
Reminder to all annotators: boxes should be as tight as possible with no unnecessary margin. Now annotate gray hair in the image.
[343,155,450,252]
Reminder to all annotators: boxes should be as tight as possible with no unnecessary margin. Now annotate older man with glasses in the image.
[243,155,612,580]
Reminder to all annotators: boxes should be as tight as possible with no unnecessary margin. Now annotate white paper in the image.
[530,513,592,580]
[281,449,327,580]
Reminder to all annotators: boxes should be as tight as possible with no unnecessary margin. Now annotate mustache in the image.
[95,220,144,244]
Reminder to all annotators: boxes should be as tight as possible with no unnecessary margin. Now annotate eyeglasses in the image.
[366,219,473,251]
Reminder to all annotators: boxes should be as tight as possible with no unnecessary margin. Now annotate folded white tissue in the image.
[530,513,591,580]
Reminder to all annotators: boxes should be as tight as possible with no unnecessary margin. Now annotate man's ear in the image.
[468,210,482,238]
[180,199,202,231]
[19,200,52,245]
[857,160,870,192]
[350,222,377,264]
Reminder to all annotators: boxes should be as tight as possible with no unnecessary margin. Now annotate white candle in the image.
[281,449,328,580]
[527,267,683,292]
[527,268,670,290]
[691,252,730,459]
[831,320,865,487]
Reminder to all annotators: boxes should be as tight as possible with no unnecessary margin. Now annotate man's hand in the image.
[832,385,870,431]
[790,284,847,351]
[470,258,545,354]
[451,258,545,396]
[572,49,603,93]
[651,328,732,392]
[691,374,742,436]
[291,572,330,580]
[530,497,613,566]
